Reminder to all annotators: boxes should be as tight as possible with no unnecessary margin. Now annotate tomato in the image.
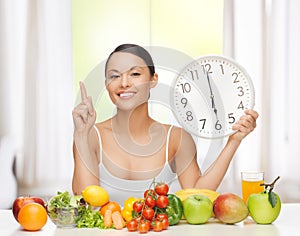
[156,195,169,208]
[138,220,150,234]
[144,189,156,198]
[155,183,169,195]
[145,196,156,208]
[156,213,168,221]
[156,213,169,229]
[142,207,155,221]
[161,218,169,229]
[133,200,144,213]
[152,220,163,232]
[126,219,138,232]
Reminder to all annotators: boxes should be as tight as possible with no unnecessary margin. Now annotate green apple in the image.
[248,191,281,224]
[183,194,213,224]
[213,193,249,224]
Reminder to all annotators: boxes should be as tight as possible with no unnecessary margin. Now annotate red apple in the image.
[12,196,45,221]
[213,193,249,224]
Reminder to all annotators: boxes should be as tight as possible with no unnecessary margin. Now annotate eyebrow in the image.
[107,66,145,74]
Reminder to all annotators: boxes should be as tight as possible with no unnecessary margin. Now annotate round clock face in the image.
[171,55,255,139]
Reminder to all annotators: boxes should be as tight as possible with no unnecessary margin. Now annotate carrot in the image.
[104,209,113,228]
[111,211,125,230]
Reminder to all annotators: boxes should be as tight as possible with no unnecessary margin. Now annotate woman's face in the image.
[105,52,157,111]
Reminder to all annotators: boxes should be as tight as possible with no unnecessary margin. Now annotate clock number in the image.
[202,64,212,74]
[220,64,225,74]
[232,72,239,83]
[199,118,206,129]
[228,113,236,124]
[189,70,199,80]
[180,82,191,93]
[181,97,188,108]
[215,120,222,130]
[186,111,193,121]
[238,101,245,110]
[237,86,244,96]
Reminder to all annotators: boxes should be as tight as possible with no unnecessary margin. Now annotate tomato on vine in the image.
[142,207,155,221]
[126,219,138,232]
[133,201,144,213]
[145,196,156,208]
[152,220,163,232]
[144,189,156,198]
[155,183,169,196]
[156,195,169,208]
[138,220,150,234]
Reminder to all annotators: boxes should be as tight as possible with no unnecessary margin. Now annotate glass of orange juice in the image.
[241,171,264,203]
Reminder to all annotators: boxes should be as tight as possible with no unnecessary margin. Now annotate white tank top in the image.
[94,125,178,205]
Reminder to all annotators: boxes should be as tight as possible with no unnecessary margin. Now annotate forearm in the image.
[72,133,99,195]
[194,137,241,190]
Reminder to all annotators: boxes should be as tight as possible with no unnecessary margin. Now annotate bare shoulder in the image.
[169,125,195,150]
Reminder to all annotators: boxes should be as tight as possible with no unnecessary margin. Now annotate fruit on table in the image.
[183,194,213,224]
[12,196,45,221]
[175,188,220,203]
[100,201,121,216]
[18,202,48,231]
[213,193,249,224]
[82,185,109,207]
[248,176,281,224]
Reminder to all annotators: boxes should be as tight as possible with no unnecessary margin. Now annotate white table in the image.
[1,203,299,236]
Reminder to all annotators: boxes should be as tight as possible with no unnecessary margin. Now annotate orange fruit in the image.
[100,201,121,216]
[18,203,47,231]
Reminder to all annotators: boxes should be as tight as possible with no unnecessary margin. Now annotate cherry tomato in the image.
[156,195,169,208]
[138,220,150,234]
[144,189,156,198]
[152,220,163,232]
[133,200,144,213]
[156,213,168,221]
[155,183,169,195]
[156,213,169,230]
[161,218,169,229]
[142,207,155,221]
[126,219,138,232]
[145,196,156,208]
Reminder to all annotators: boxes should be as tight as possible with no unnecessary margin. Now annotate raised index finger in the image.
[80,81,88,101]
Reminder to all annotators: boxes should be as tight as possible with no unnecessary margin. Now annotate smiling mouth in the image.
[119,92,135,98]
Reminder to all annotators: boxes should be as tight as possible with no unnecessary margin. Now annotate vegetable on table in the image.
[112,211,125,230]
[165,194,183,225]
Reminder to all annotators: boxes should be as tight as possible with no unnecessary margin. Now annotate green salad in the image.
[46,191,107,228]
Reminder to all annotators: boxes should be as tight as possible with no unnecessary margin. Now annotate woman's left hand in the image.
[230,109,259,142]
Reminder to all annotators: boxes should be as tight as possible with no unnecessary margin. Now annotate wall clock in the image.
[171,55,255,139]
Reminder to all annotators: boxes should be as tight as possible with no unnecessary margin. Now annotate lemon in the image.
[82,185,109,207]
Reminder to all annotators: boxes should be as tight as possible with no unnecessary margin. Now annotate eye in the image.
[108,74,120,80]
[130,72,141,77]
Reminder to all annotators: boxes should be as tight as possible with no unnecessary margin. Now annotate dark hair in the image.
[105,44,155,76]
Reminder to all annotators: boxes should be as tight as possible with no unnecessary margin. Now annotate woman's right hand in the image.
[72,81,96,135]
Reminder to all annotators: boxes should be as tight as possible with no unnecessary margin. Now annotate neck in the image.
[111,102,166,156]
[113,102,153,135]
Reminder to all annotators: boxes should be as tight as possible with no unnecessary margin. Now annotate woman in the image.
[72,44,258,203]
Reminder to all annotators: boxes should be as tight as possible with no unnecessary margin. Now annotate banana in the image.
[175,188,220,203]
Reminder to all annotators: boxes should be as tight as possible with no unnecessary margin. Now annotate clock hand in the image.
[206,72,218,119]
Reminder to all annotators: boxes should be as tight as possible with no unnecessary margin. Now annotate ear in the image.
[150,73,158,88]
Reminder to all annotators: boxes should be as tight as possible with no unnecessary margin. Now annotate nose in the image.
[120,73,131,88]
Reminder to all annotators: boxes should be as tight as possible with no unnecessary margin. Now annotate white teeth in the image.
[120,92,135,98]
